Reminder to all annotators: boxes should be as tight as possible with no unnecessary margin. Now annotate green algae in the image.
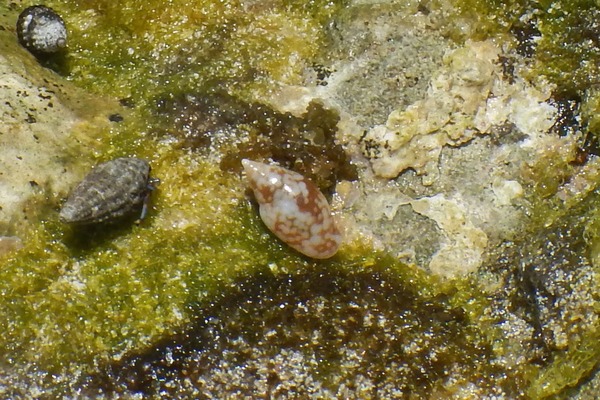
[582,88,600,134]
[0,145,513,396]
[0,155,255,373]
[2,192,494,395]
[47,0,348,105]
[450,0,533,40]
[85,261,505,397]
[498,173,600,398]
[528,329,600,399]
[3,0,600,397]
[449,0,600,89]
[420,1,600,395]
[502,94,600,398]
[0,138,349,392]
[535,1,600,95]
[1,1,359,388]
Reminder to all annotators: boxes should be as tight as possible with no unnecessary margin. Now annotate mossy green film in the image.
[2,0,600,397]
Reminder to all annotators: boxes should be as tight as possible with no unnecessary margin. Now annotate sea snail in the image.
[60,157,156,224]
[242,159,341,259]
[17,5,67,55]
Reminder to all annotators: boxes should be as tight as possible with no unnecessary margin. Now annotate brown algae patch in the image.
[85,264,509,398]
[153,92,357,193]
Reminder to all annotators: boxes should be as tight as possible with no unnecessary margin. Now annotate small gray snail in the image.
[60,158,157,224]
[17,5,68,55]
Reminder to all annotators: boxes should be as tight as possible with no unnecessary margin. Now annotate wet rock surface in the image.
[86,267,503,398]
[0,2,121,239]
[1,0,600,398]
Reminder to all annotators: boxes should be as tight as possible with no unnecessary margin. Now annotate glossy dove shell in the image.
[242,159,341,259]
[59,157,151,224]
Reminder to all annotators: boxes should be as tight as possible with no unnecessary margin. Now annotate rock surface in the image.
[1,0,600,398]
[0,3,121,239]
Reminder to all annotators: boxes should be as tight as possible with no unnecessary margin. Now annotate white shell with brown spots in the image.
[242,159,341,259]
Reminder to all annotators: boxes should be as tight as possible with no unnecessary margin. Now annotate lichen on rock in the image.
[359,40,558,182]
[410,194,488,277]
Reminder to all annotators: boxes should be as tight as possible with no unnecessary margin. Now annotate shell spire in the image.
[242,159,341,259]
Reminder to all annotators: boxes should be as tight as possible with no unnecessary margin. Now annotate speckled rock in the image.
[267,7,581,279]
[0,5,122,239]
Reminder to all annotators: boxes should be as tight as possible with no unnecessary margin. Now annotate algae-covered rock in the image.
[2,0,600,398]
[85,265,505,398]
[0,3,120,240]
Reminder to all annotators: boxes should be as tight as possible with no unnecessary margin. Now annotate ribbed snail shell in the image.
[60,158,154,224]
[242,159,341,259]
[17,5,67,54]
